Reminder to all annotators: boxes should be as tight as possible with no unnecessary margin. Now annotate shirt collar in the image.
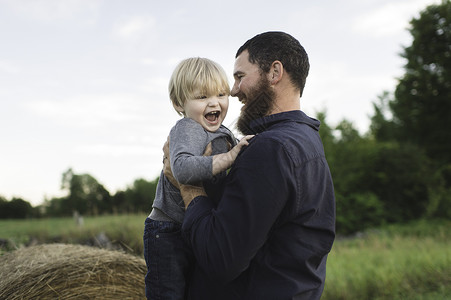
[249,110,320,134]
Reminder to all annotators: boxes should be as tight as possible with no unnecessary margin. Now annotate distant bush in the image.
[0,197,33,219]
[336,193,385,235]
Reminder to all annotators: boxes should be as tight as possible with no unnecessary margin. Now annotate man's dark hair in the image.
[236,31,310,97]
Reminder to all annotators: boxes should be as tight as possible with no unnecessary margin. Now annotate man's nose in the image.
[231,83,239,97]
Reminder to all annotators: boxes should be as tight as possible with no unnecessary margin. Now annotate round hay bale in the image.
[0,243,147,299]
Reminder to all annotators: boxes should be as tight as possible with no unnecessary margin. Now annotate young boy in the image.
[143,57,252,299]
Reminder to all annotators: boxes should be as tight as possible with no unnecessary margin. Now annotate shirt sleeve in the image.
[181,136,292,283]
[170,119,213,185]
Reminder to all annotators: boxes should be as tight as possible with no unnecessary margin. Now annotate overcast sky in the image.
[0,0,441,206]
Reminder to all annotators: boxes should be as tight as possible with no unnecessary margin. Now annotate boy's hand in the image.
[228,135,255,161]
[236,135,254,151]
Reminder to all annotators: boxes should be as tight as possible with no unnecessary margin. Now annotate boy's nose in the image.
[207,97,219,106]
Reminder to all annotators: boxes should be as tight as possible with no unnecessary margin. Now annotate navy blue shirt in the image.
[182,110,336,300]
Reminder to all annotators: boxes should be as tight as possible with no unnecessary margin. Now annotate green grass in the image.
[0,217,449,299]
[0,214,148,255]
[322,219,450,300]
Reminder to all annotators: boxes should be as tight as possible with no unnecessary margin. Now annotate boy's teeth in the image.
[205,111,219,122]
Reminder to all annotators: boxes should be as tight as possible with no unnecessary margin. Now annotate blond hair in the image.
[169,57,230,116]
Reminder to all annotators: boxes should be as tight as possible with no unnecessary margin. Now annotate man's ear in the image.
[269,60,283,85]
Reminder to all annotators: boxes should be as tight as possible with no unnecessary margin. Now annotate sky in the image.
[0,0,441,206]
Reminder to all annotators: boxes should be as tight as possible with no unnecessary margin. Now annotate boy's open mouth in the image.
[204,110,220,123]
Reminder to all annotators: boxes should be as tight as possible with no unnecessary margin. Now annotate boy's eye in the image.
[218,93,225,97]
[195,95,207,100]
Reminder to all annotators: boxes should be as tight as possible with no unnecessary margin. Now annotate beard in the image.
[236,76,276,135]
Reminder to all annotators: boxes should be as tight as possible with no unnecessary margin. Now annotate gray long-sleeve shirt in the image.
[150,117,236,224]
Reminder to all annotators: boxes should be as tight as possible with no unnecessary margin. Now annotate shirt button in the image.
[156,234,160,238]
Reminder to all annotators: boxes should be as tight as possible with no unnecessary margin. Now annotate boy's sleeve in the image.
[170,119,213,185]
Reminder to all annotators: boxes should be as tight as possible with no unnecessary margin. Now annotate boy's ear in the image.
[172,102,185,114]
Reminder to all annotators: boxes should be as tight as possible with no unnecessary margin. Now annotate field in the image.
[0,215,449,299]
[322,219,450,300]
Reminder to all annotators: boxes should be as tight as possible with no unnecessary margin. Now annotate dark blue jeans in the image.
[143,218,194,300]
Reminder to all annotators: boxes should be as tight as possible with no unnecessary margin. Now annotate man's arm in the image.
[181,136,291,282]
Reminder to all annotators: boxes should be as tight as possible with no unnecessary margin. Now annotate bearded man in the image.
[166,31,336,300]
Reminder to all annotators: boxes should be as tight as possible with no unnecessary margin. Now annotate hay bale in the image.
[0,243,147,299]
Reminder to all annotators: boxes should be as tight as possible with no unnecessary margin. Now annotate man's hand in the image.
[162,137,208,209]
[179,184,207,209]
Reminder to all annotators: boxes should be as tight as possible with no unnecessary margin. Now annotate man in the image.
[166,31,336,299]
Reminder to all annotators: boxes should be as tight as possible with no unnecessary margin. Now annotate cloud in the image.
[3,0,101,22]
[0,60,21,74]
[141,58,157,65]
[139,76,168,94]
[352,0,441,38]
[24,93,149,127]
[74,143,151,157]
[112,16,157,41]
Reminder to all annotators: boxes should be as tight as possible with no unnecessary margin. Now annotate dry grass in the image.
[0,243,147,299]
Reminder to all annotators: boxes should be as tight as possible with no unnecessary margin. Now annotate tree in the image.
[359,142,434,222]
[316,111,336,162]
[43,196,66,217]
[0,196,33,219]
[318,117,389,233]
[60,168,112,215]
[0,196,8,218]
[123,178,158,213]
[390,0,451,164]
[111,190,127,214]
[370,92,396,142]
[8,198,33,218]
[328,119,368,197]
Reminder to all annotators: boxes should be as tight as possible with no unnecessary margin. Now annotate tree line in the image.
[1,1,450,235]
[324,1,451,233]
[0,169,159,219]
